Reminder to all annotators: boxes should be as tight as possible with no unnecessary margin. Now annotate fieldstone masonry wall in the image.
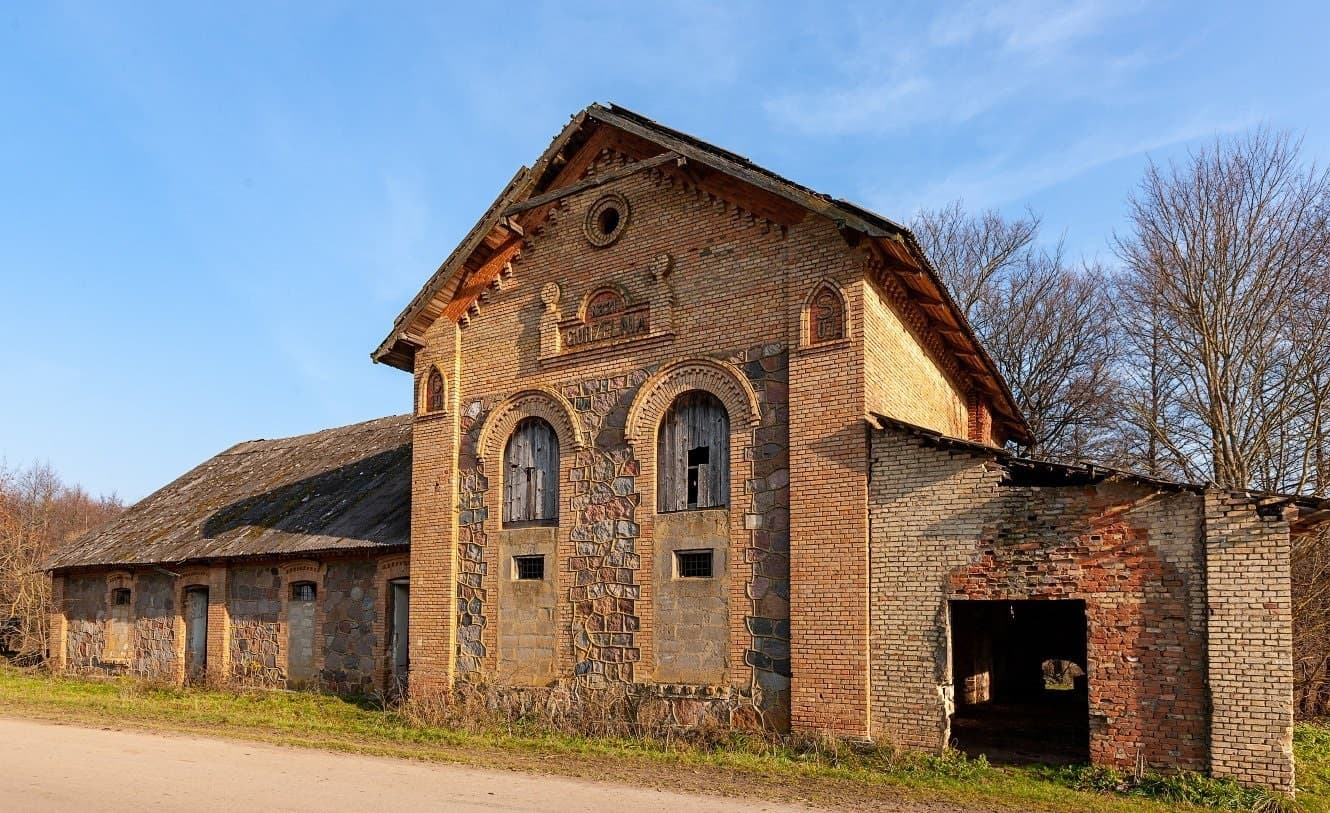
[229,566,282,687]
[64,574,108,671]
[321,559,379,694]
[449,345,790,727]
[132,573,176,679]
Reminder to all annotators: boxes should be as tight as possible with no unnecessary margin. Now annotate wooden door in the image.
[184,587,208,681]
[390,581,410,682]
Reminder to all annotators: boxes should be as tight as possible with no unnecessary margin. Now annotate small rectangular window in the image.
[675,549,714,579]
[291,582,317,602]
[112,588,131,606]
[514,555,545,581]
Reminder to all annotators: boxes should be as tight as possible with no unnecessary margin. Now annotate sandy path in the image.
[0,716,827,812]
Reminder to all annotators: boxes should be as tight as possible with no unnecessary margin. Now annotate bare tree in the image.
[0,460,123,663]
[913,203,1119,462]
[1114,128,1330,489]
[912,199,1040,319]
[1294,525,1330,718]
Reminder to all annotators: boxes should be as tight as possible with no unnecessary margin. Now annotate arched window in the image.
[503,417,559,526]
[808,283,846,344]
[425,368,446,413]
[657,391,729,512]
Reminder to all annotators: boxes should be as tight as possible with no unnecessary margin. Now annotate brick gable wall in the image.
[404,145,983,732]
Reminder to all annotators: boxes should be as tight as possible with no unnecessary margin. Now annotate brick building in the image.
[47,104,1326,791]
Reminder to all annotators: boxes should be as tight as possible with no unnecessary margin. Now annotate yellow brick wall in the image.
[862,277,969,439]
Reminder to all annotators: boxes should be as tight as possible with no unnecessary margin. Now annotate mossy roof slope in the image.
[49,415,411,570]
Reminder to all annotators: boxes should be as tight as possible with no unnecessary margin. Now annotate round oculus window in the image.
[584,192,630,247]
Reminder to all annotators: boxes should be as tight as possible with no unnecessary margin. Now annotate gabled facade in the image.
[47,104,1321,793]
[374,104,1028,734]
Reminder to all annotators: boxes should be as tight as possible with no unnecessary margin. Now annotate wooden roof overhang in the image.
[371,104,1032,444]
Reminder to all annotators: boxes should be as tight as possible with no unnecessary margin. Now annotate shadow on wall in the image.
[201,446,411,546]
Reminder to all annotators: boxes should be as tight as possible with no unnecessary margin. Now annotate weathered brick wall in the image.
[496,527,558,685]
[132,572,176,679]
[410,320,461,696]
[1204,492,1295,792]
[228,566,283,687]
[321,559,378,695]
[868,425,1210,772]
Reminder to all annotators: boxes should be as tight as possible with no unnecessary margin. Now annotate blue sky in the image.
[3,1,1329,501]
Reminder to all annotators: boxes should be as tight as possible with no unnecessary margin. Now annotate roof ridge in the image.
[219,414,411,456]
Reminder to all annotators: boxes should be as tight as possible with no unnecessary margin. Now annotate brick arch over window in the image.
[476,388,589,459]
[801,279,848,346]
[625,359,761,450]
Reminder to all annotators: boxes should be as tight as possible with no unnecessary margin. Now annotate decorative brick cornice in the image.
[625,358,762,449]
[475,387,590,459]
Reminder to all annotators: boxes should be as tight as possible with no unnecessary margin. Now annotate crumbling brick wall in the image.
[868,425,1209,772]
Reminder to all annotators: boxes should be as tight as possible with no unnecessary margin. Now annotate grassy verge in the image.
[0,663,1314,812]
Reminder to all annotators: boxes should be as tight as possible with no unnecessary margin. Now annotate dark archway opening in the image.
[949,599,1089,765]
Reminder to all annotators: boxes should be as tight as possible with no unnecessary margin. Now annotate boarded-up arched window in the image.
[657,391,729,512]
[426,368,446,413]
[503,417,559,525]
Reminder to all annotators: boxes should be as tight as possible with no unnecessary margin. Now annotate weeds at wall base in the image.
[0,664,1313,812]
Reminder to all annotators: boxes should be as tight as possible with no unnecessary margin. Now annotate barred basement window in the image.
[514,555,545,581]
[675,549,714,579]
[291,582,317,602]
[112,588,131,606]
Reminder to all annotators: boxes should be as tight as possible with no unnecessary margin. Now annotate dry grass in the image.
[2,663,1311,812]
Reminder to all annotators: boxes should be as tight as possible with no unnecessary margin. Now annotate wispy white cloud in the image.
[871,111,1259,215]
[764,1,1147,135]
[930,0,1135,58]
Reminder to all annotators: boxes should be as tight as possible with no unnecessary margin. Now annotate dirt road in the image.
[1,716,827,812]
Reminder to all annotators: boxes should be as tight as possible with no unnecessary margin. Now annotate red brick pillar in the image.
[788,282,870,737]
[206,565,231,684]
